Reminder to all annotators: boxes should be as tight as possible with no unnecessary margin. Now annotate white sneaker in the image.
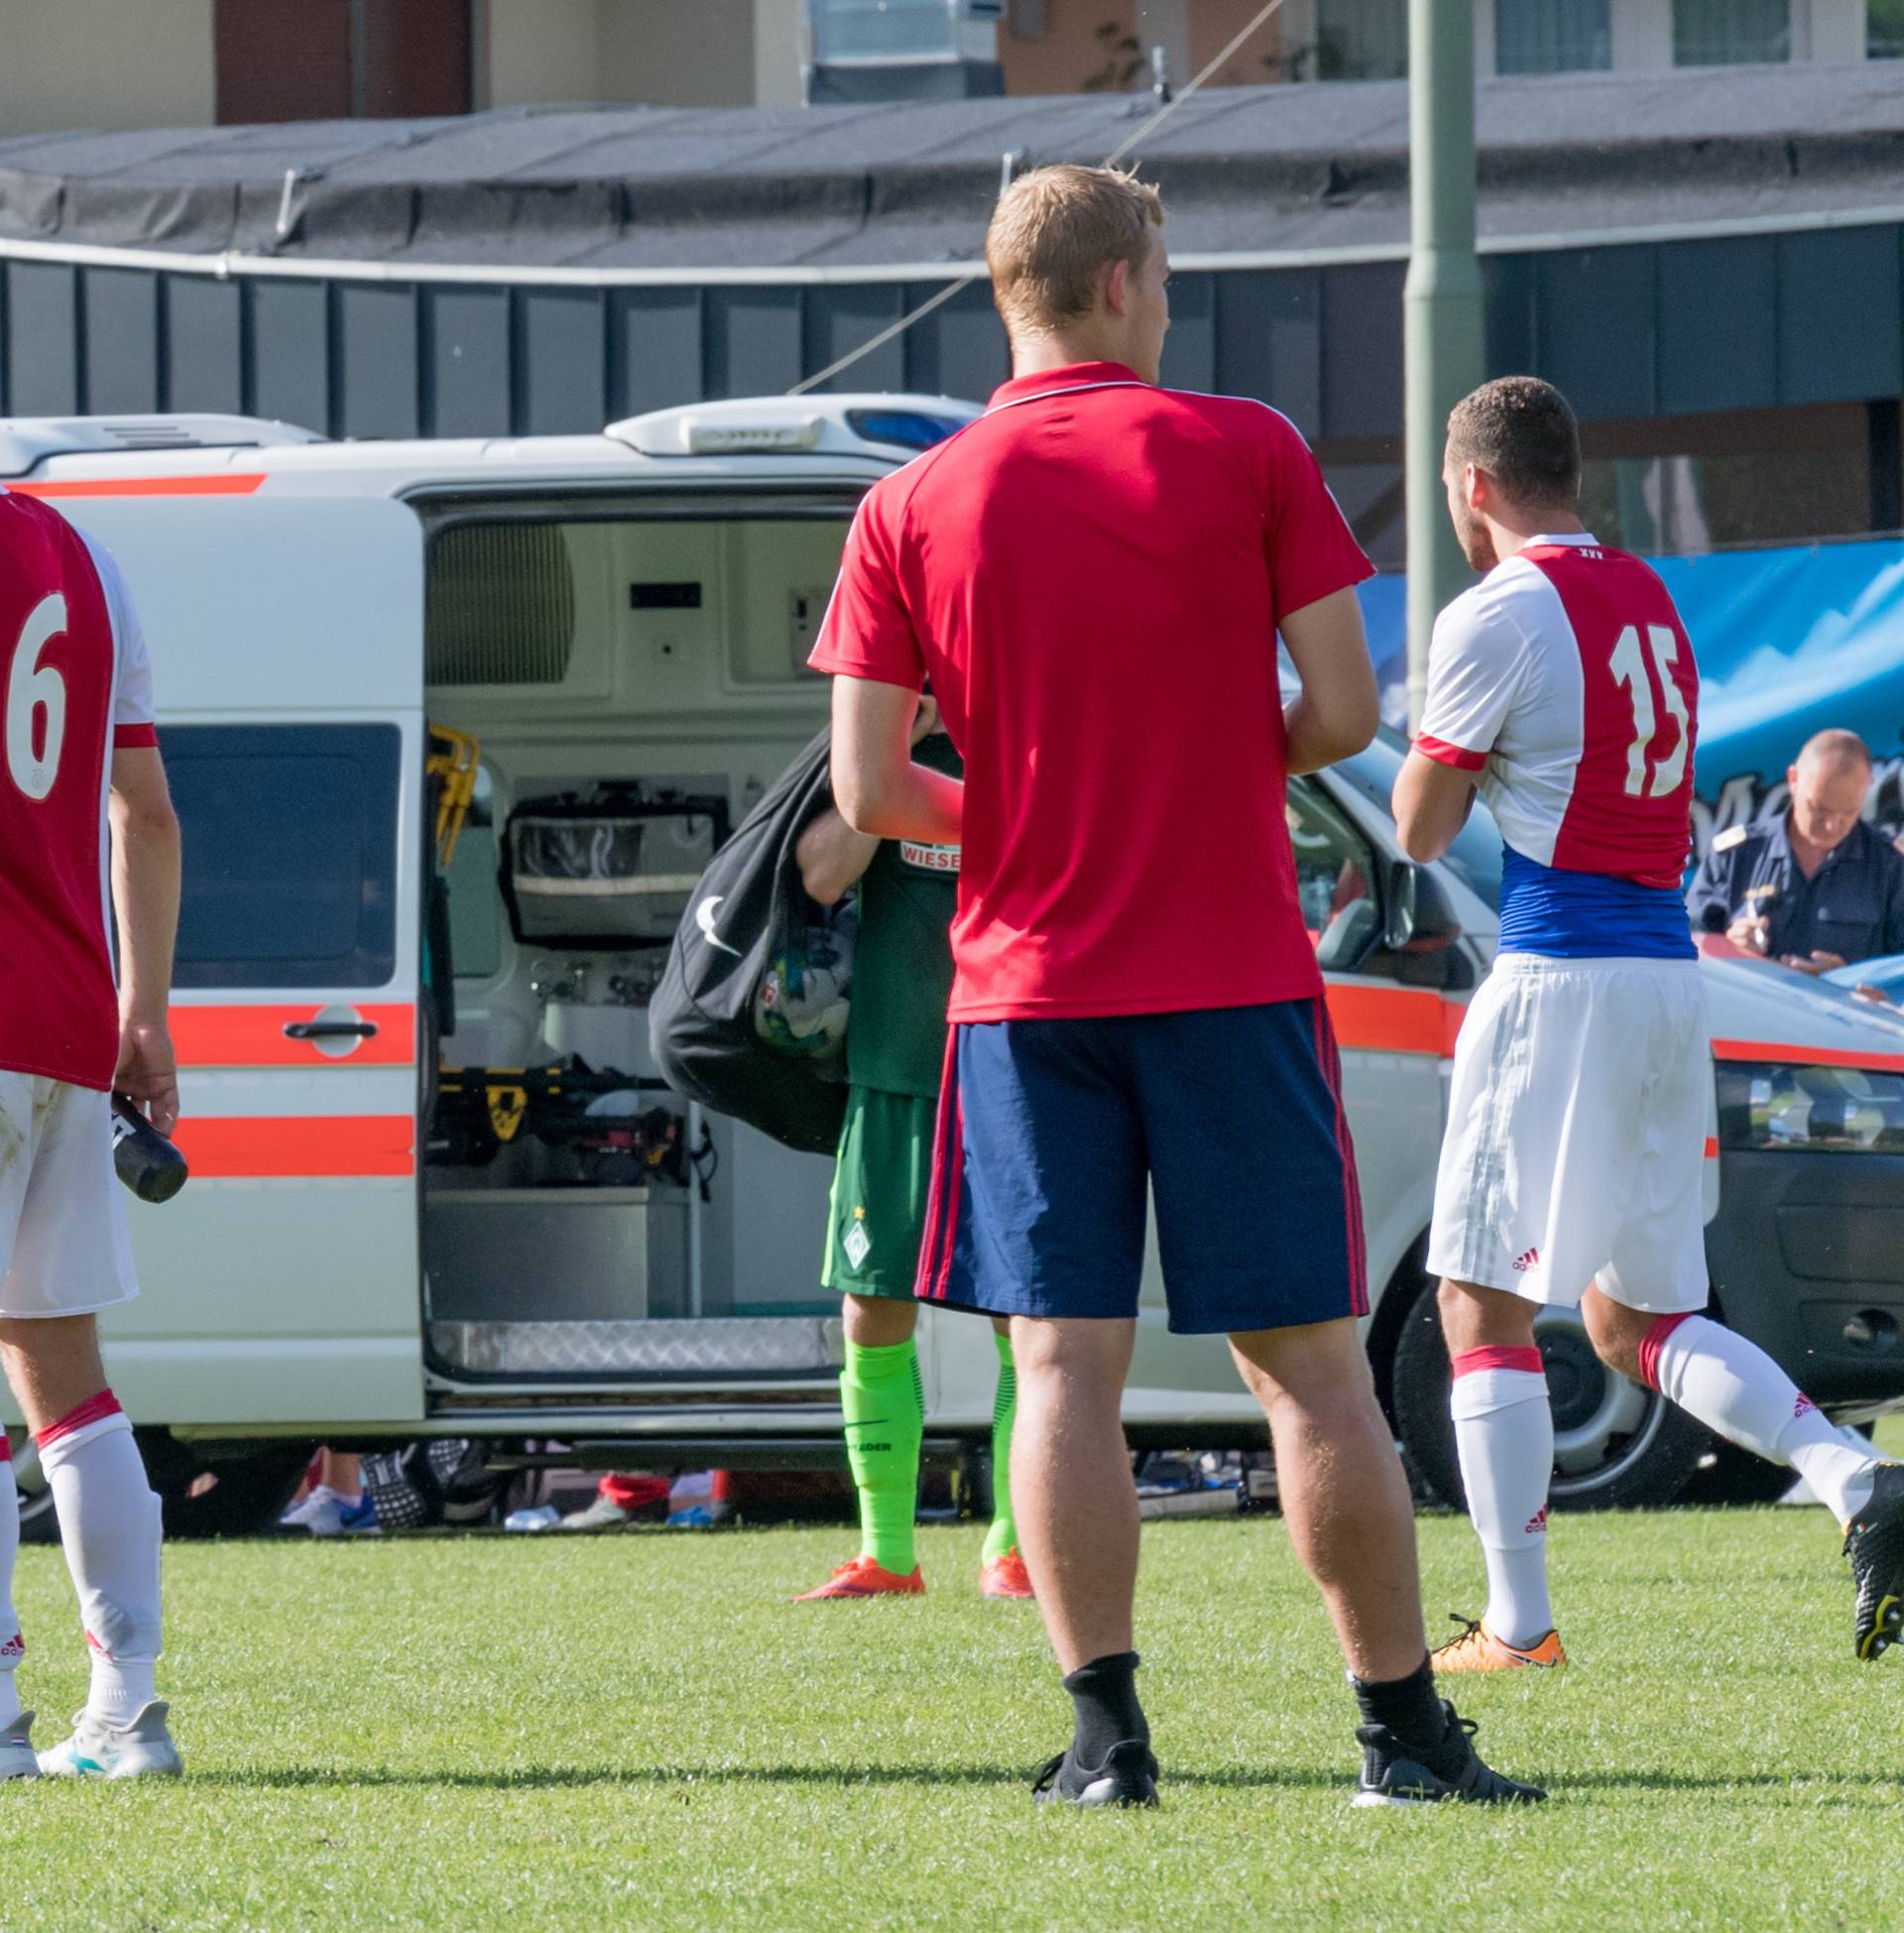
[279,1483,341,1529]
[557,1496,633,1532]
[38,1701,182,1779]
[0,1710,38,1780]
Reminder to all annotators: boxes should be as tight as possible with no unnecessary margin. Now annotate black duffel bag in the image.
[649,729,856,1155]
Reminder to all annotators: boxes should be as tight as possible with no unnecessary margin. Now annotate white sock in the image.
[37,1395,163,1728]
[1450,1353,1555,1649]
[1644,1314,1881,1526]
[0,1444,19,1729]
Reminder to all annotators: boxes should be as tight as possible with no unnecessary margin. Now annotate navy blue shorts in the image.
[914,1001,1368,1335]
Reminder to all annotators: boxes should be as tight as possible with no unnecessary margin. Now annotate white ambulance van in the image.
[6,401,1904,1532]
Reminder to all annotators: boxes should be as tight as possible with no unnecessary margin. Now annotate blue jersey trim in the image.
[1497,848,1695,960]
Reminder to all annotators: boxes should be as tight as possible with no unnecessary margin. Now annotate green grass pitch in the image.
[2,1497,1900,1932]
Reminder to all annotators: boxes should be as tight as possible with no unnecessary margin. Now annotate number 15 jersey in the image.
[0,488,157,1091]
[1415,532,1699,959]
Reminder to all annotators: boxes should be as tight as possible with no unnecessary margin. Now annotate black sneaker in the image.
[1353,1699,1545,1808]
[1031,1740,1159,1808]
[1845,1463,1904,1661]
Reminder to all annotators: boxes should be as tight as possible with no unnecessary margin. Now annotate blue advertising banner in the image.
[1361,539,1904,856]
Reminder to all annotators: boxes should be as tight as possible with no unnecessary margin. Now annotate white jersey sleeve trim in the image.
[77,533,155,731]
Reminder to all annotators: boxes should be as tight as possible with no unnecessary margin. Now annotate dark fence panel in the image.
[249,278,330,433]
[1536,245,1655,422]
[424,286,511,437]
[1658,236,1777,417]
[83,269,162,416]
[1320,261,1404,440]
[168,275,244,415]
[900,279,1007,404]
[1778,226,1904,409]
[335,283,419,439]
[610,288,705,420]
[803,285,905,395]
[1217,269,1322,436]
[705,287,802,400]
[519,289,606,435]
[5,262,81,416]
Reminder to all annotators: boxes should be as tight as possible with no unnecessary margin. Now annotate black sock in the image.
[1351,1654,1447,1751]
[1062,1652,1148,1766]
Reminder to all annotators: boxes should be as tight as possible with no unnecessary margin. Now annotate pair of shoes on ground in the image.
[0,1702,182,1780]
[1028,1699,1544,1811]
[791,1549,1035,1602]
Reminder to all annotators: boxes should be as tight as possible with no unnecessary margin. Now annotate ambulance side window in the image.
[164,724,400,989]
[1287,779,1379,970]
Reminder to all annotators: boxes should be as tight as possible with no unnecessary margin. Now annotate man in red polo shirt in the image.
[809,164,1540,1809]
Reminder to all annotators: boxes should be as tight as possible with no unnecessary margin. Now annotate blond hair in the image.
[986,165,1163,337]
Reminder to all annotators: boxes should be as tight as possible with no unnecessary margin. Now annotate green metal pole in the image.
[1403,0,1486,732]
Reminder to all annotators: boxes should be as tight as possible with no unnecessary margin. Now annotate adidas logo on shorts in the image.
[1512,1248,1539,1273]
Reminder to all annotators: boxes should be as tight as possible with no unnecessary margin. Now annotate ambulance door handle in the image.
[284,1021,379,1041]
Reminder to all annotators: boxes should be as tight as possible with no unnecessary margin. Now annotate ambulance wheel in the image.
[1390,1275,1706,1512]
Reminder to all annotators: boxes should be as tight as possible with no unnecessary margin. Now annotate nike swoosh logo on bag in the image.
[695,895,743,958]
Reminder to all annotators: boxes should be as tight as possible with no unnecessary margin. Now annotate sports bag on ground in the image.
[649,729,856,1155]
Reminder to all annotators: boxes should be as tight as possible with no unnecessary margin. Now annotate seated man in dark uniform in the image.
[1688,729,1904,973]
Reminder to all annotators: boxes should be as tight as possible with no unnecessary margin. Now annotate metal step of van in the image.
[429,1314,843,1379]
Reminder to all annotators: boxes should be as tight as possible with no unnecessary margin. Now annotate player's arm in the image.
[109,745,181,1135]
[1279,587,1380,777]
[1394,594,1520,863]
[1393,752,1479,864]
[829,676,963,846]
[796,809,881,906]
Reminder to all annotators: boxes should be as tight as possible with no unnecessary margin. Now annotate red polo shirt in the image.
[808,361,1374,1024]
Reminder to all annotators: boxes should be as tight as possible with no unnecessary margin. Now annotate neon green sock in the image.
[841,1337,924,1574]
[982,1330,1019,1563]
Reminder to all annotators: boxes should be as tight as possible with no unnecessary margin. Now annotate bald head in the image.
[1787,730,1872,855]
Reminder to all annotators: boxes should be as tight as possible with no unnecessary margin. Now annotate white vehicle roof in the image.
[0,396,981,498]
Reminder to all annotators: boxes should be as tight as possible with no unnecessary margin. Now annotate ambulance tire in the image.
[1389,1274,1704,1513]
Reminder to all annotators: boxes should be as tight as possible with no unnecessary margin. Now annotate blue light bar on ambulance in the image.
[843,409,966,452]
[607,395,981,460]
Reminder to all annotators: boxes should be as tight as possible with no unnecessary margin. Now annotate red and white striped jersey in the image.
[1417,533,1699,893]
[0,489,157,1090]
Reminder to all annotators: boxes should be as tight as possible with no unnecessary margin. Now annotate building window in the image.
[1495,0,1611,73]
[1315,0,1409,80]
[1672,0,1790,66]
[1871,0,1904,57]
[215,0,471,124]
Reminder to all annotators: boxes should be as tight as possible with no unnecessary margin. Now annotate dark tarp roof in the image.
[2,62,1903,273]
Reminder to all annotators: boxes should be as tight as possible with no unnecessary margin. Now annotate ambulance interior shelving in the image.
[417,496,852,1385]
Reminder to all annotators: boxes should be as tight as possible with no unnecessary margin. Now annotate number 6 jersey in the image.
[0,488,157,1090]
[1415,532,1699,959]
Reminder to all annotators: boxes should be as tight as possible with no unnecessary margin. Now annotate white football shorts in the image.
[1426,954,1710,1314]
[0,1072,140,1319]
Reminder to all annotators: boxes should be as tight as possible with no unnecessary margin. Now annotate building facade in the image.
[1,1,1896,137]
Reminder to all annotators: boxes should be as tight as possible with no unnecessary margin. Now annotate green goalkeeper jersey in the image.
[844,733,962,1100]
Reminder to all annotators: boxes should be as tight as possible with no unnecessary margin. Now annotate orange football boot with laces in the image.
[1431,1616,1567,1673]
[979,1549,1035,1600]
[791,1556,925,1601]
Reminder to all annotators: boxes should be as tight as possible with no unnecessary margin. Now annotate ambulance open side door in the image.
[39,492,426,1429]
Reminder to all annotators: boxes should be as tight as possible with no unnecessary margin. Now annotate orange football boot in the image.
[791,1556,925,1601]
[1432,1615,1567,1673]
[979,1549,1035,1600]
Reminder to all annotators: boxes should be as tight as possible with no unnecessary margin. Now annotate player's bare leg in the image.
[1582,1284,1904,1659]
[1433,1279,1566,1669]
[1009,1315,1160,1806]
[1010,1315,1138,1672]
[0,1312,176,1776]
[1229,1320,1426,1681]
[1231,1319,1542,1806]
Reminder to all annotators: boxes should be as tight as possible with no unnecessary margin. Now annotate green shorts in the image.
[820,1086,937,1299]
